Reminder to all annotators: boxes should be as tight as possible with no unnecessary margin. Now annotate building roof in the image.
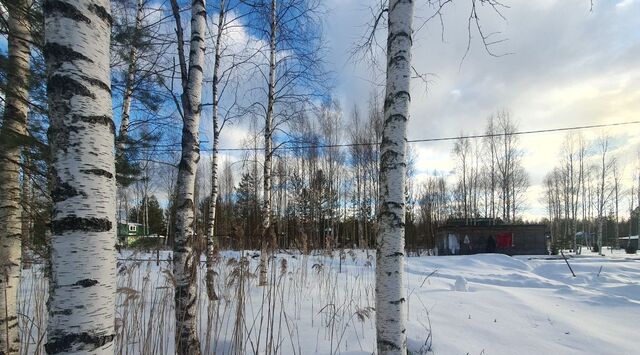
[618,236,639,240]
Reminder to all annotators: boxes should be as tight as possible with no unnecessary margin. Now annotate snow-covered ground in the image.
[405,251,640,354]
[18,249,640,354]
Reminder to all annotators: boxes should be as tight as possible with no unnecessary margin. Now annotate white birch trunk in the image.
[116,0,144,152]
[376,0,413,353]
[44,0,116,353]
[22,155,33,246]
[171,0,207,353]
[0,1,32,353]
[597,142,607,254]
[205,0,225,302]
[259,0,277,287]
[205,127,219,300]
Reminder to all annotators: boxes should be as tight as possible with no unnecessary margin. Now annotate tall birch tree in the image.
[0,1,32,353]
[169,0,207,352]
[244,0,326,284]
[44,0,116,352]
[205,0,227,302]
[204,0,252,300]
[258,0,277,286]
[115,0,144,151]
[595,136,612,254]
[376,0,414,353]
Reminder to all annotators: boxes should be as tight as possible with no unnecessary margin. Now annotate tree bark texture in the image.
[259,0,277,287]
[0,1,32,353]
[44,0,116,353]
[205,0,225,302]
[171,0,207,353]
[116,0,144,153]
[376,0,413,354]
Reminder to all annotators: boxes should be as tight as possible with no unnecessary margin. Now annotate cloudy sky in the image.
[187,0,640,219]
[315,0,640,219]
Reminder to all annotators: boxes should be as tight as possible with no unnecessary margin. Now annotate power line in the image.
[408,120,640,143]
[138,120,640,153]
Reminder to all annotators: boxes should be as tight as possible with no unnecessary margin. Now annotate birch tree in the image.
[452,136,480,224]
[259,0,276,286]
[0,0,32,353]
[168,0,207,352]
[317,100,343,249]
[245,0,327,285]
[205,0,251,300]
[418,174,449,248]
[111,0,171,204]
[44,0,116,352]
[114,0,144,151]
[636,152,640,238]
[483,115,499,222]
[205,0,227,302]
[595,135,613,254]
[612,160,621,246]
[376,0,414,353]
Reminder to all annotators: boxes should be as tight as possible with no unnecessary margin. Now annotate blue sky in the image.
[5,0,639,219]
[112,0,640,219]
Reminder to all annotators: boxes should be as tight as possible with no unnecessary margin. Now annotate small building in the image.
[117,222,149,245]
[437,223,548,256]
[575,231,595,246]
[618,236,638,249]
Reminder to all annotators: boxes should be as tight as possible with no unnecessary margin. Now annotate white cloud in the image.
[324,0,640,219]
[616,0,636,9]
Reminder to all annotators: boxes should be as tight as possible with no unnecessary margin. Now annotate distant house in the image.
[117,222,149,245]
[618,236,638,249]
[575,231,595,246]
[437,223,548,256]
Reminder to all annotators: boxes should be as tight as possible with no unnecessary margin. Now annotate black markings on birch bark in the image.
[50,216,112,234]
[44,0,92,24]
[169,0,206,351]
[51,181,87,202]
[378,340,402,352]
[45,1,116,352]
[73,115,115,134]
[44,332,115,354]
[46,74,111,99]
[44,43,93,65]
[1,0,32,353]
[80,168,114,179]
[179,199,194,210]
[376,0,413,354]
[73,279,99,287]
[47,75,94,99]
[88,4,112,25]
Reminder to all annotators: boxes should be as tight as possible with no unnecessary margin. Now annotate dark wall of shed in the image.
[438,225,548,256]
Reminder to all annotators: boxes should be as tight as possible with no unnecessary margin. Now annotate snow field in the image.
[18,249,640,354]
